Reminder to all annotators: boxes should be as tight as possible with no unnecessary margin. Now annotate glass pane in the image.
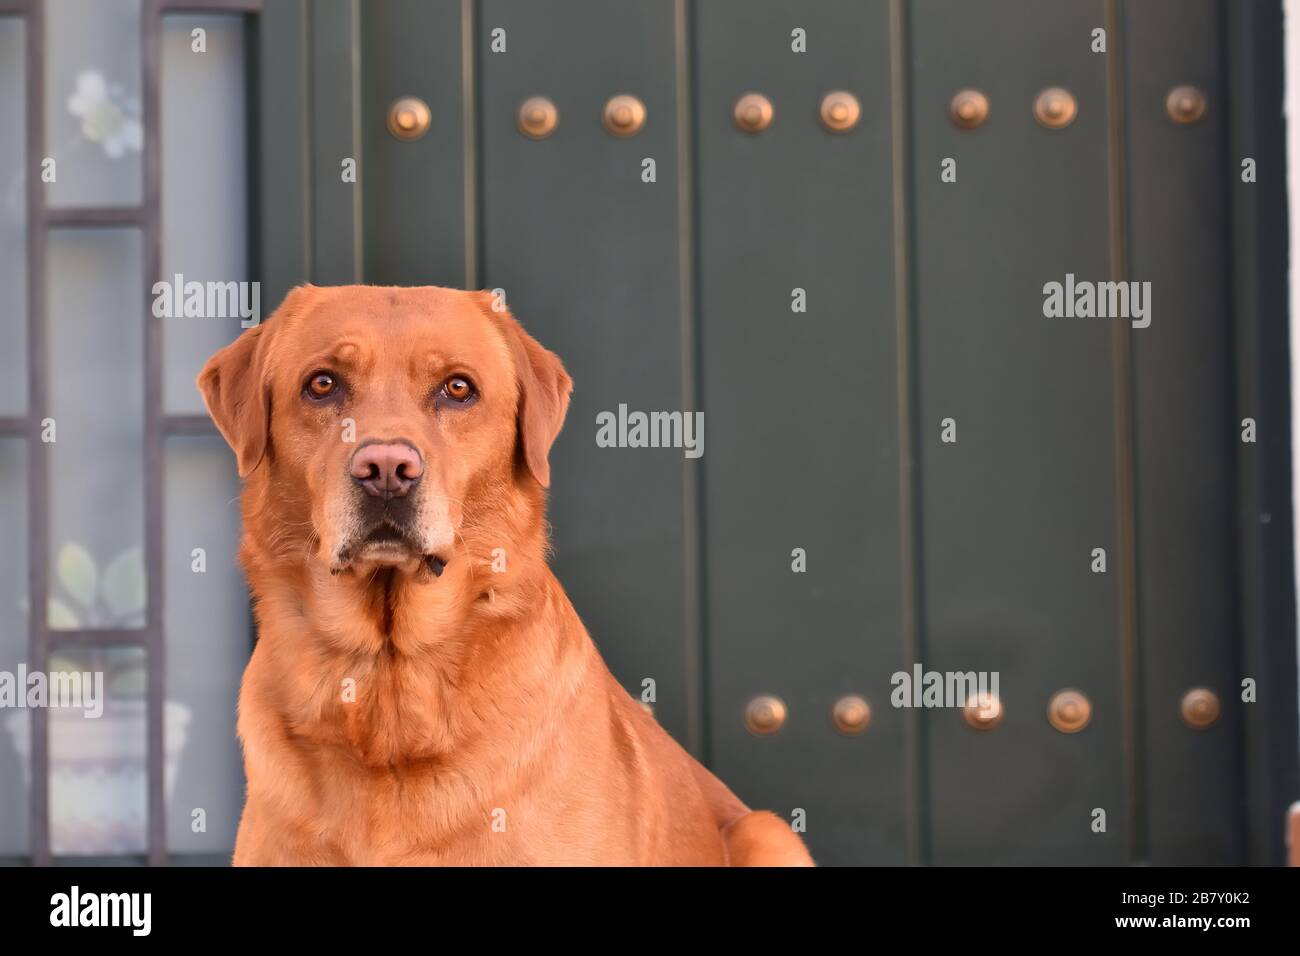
[47,228,145,630]
[0,439,30,855]
[0,18,27,415]
[164,436,245,854]
[45,645,148,856]
[45,0,142,208]
[162,14,250,414]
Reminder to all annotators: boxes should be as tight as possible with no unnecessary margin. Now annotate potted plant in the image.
[6,542,191,855]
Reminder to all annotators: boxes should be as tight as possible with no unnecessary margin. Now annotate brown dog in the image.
[198,284,812,866]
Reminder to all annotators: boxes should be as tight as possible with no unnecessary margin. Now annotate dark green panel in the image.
[310,0,361,284]
[1227,0,1300,866]
[255,0,309,308]
[697,0,906,865]
[478,0,697,749]
[1124,0,1243,865]
[362,0,469,286]
[912,0,1126,864]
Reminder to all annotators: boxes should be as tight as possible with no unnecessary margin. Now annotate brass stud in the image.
[602,94,646,137]
[819,90,860,133]
[386,96,431,141]
[831,695,871,735]
[734,92,774,134]
[1181,687,1221,729]
[1033,87,1077,129]
[1047,689,1092,734]
[517,96,558,139]
[1166,85,1207,125]
[963,692,1003,731]
[744,695,787,735]
[949,89,989,129]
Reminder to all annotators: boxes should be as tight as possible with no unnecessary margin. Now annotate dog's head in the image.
[197,285,571,576]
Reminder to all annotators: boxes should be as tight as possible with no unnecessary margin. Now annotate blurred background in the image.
[0,0,1296,866]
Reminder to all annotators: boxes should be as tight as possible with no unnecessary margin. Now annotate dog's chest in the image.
[307,755,609,866]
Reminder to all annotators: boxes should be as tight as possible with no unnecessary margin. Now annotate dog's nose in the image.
[350,442,423,498]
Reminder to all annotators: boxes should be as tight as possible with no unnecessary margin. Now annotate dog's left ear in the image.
[476,293,573,488]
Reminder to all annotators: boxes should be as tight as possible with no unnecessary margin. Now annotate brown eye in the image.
[306,372,337,399]
[442,376,475,403]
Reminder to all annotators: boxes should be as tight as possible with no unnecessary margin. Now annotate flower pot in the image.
[4,699,191,855]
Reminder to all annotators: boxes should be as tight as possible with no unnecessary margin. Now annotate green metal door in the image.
[256,0,1298,865]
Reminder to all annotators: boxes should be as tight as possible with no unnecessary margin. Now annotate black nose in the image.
[349,442,423,498]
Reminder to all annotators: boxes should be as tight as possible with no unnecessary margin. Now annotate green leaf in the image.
[56,543,97,609]
[47,598,81,630]
[101,546,146,620]
[48,652,84,673]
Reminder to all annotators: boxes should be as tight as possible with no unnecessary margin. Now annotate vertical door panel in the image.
[1124,0,1243,865]
[479,0,697,747]
[311,0,362,284]
[362,0,468,287]
[697,0,906,864]
[912,0,1125,864]
[258,0,309,308]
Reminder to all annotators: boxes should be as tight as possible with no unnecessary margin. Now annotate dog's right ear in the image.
[197,322,272,478]
[197,285,319,477]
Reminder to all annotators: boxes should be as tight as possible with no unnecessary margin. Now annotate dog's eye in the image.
[441,376,476,403]
[305,372,338,399]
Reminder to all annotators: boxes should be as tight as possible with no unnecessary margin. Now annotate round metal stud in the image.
[1047,689,1092,734]
[1033,87,1077,129]
[949,89,989,129]
[1166,85,1207,125]
[831,695,871,735]
[745,695,787,736]
[386,96,431,141]
[1181,687,1221,729]
[517,96,558,140]
[602,94,646,137]
[963,692,1003,731]
[734,92,774,134]
[819,90,860,133]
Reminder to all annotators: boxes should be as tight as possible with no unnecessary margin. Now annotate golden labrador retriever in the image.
[198,284,812,866]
